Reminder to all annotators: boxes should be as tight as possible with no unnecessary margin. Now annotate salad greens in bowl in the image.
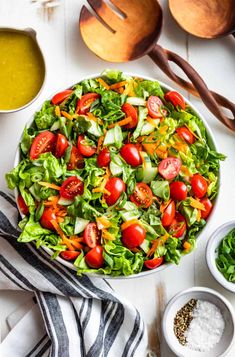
[6,70,225,277]
[206,222,235,293]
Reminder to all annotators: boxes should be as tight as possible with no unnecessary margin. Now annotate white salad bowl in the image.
[206,221,235,293]
[14,72,220,279]
[162,287,235,357]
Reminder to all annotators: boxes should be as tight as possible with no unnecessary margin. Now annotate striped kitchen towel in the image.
[0,191,147,357]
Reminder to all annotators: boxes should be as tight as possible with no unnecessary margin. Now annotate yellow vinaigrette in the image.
[0,30,45,110]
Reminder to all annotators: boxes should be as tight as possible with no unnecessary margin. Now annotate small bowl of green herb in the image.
[206,221,235,293]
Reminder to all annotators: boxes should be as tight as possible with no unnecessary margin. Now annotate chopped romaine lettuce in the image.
[150,180,170,201]
[34,100,56,130]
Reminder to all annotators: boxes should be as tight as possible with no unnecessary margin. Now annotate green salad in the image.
[216,228,235,282]
[6,70,225,276]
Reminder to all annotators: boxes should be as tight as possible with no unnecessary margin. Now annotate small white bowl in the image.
[206,221,235,293]
[162,287,235,357]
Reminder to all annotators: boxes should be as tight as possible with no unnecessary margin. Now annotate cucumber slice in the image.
[50,120,60,131]
[120,210,140,222]
[135,167,144,181]
[122,201,139,211]
[140,122,155,135]
[74,217,89,234]
[140,119,160,136]
[110,161,123,176]
[29,184,41,201]
[140,239,150,254]
[136,166,158,183]
[120,201,140,221]
[50,117,66,131]
[87,120,103,137]
[126,97,146,106]
[136,152,158,183]
[103,126,123,148]
[58,197,74,206]
[140,152,151,168]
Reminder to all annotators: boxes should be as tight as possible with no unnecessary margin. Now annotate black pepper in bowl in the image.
[173,298,197,345]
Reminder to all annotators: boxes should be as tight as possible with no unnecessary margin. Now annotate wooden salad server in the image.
[169,0,235,39]
[79,0,235,132]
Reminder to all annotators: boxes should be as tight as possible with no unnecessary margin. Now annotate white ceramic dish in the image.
[206,221,235,293]
[14,72,220,279]
[162,287,235,357]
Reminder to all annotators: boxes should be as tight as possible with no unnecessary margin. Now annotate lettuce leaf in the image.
[6,164,21,189]
[76,241,144,276]
[172,110,206,140]
[73,116,91,135]
[21,127,35,155]
[18,215,52,242]
[101,69,128,84]
[134,80,164,99]
[164,237,181,264]
[180,202,198,227]
[150,180,170,201]
[33,152,65,181]
[216,228,235,282]
[34,100,56,130]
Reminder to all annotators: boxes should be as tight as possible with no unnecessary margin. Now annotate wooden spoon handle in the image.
[149,44,235,132]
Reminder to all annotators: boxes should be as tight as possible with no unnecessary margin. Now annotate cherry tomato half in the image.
[158,157,182,180]
[176,126,195,145]
[51,89,73,105]
[55,133,69,158]
[85,245,104,268]
[30,131,56,160]
[97,148,111,167]
[168,212,186,238]
[170,181,187,201]
[191,173,208,198]
[76,93,100,114]
[60,176,84,200]
[77,135,96,157]
[120,144,142,167]
[164,91,185,110]
[67,146,84,170]
[147,96,164,118]
[162,201,176,227]
[40,207,57,231]
[60,251,80,261]
[121,103,138,129]
[200,197,212,219]
[104,177,126,206]
[17,194,29,216]
[144,256,164,269]
[84,222,100,248]
[122,223,146,249]
[130,183,153,208]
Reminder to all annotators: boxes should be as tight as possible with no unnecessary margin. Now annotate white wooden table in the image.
[0,0,234,355]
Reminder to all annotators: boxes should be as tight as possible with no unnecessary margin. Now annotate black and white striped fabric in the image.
[0,191,147,357]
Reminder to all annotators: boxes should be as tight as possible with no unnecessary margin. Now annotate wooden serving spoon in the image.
[169,0,235,39]
[79,0,235,131]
